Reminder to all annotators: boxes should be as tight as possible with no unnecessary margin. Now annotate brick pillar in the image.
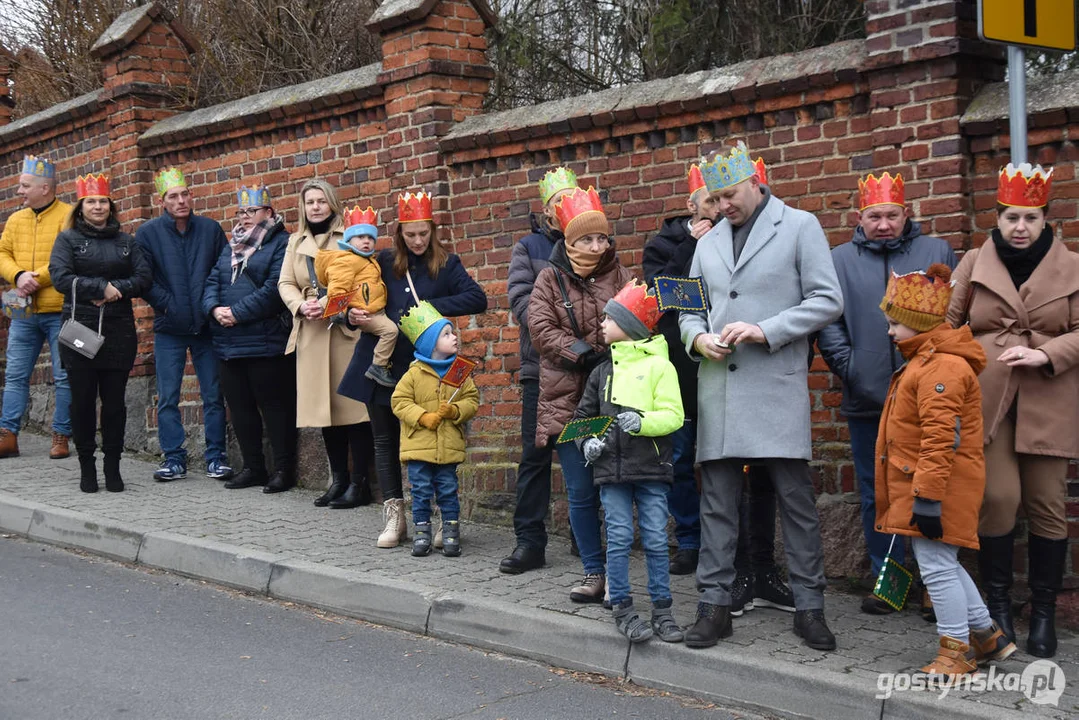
[0,45,13,125]
[862,0,1004,249]
[89,3,198,225]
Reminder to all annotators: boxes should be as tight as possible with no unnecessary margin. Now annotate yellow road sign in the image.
[978,0,1077,51]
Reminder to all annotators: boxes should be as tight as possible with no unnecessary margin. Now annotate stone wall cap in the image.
[90,2,199,59]
[0,90,104,145]
[366,0,496,33]
[962,68,1079,125]
[139,62,382,146]
[444,39,865,147]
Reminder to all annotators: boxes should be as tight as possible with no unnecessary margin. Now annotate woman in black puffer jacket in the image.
[49,175,152,493]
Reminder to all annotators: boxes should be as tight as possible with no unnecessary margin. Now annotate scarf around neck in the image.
[229,216,280,283]
[992,225,1053,289]
[564,241,607,278]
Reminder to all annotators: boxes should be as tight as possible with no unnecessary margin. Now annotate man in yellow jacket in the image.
[0,156,73,459]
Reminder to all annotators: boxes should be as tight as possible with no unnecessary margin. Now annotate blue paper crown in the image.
[700,142,756,193]
[22,155,55,179]
[237,185,271,208]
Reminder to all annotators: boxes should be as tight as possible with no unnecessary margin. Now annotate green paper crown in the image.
[155,167,187,196]
[399,301,445,345]
[538,167,579,205]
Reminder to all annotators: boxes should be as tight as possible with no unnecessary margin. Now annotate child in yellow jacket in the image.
[314,206,398,387]
[390,301,479,557]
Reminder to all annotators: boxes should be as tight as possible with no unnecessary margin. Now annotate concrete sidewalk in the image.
[0,432,1074,719]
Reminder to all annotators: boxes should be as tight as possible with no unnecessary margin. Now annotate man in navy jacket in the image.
[136,168,231,482]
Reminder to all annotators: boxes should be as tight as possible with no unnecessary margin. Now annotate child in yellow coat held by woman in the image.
[390,301,479,557]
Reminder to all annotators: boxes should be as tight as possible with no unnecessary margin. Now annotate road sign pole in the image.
[1008,44,1028,164]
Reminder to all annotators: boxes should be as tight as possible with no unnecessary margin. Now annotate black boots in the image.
[313,471,348,506]
[263,466,296,494]
[684,602,732,648]
[499,546,546,574]
[1027,533,1067,658]
[669,548,699,576]
[79,455,98,493]
[793,609,837,651]
[978,531,1017,644]
[103,454,124,493]
[225,468,268,490]
[329,473,373,508]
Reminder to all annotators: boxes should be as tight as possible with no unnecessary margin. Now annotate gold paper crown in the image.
[538,167,579,205]
[701,142,756,193]
[880,264,954,332]
[155,167,186,196]
[22,155,55,179]
[398,300,445,345]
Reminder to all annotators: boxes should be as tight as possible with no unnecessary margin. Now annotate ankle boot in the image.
[103,454,124,493]
[329,477,369,508]
[977,531,1016,644]
[684,602,731,648]
[263,467,296,494]
[1027,533,1067,658]
[377,498,408,548]
[79,455,98,493]
[442,520,461,557]
[314,471,349,507]
[412,522,433,556]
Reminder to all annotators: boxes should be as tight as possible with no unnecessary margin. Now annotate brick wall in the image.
[1,0,1077,579]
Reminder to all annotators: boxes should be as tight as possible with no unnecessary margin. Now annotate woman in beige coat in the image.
[947,162,1079,659]
[278,179,373,508]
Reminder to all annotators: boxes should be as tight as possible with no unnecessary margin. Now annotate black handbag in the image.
[58,279,105,359]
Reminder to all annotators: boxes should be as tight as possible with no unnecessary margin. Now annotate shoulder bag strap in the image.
[69,278,78,322]
[405,269,421,302]
[305,255,326,299]
[553,270,582,338]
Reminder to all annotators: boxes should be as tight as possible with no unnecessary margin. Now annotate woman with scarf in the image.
[338,191,487,549]
[527,186,632,603]
[278,180,374,507]
[948,163,1079,659]
[49,174,152,493]
[203,185,296,492]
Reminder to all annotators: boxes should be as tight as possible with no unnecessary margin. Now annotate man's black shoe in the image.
[669,548,699,576]
[499,546,546,574]
[684,602,732,648]
[793,609,837,651]
[224,468,267,489]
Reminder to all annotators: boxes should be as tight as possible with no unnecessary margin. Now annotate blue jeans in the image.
[601,481,672,606]
[154,331,226,465]
[1,313,71,436]
[849,415,903,576]
[668,421,700,550]
[408,461,460,524]
[554,439,604,575]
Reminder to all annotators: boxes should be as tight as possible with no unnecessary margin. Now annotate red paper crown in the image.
[753,158,768,185]
[397,191,433,223]
[997,163,1053,208]
[76,173,110,199]
[554,186,605,232]
[344,206,378,227]
[611,279,661,332]
[858,172,905,210]
[688,164,706,197]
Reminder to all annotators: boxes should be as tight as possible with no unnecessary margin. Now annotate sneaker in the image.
[569,573,605,603]
[364,364,397,388]
[206,460,233,480]
[730,571,754,617]
[753,567,796,612]
[153,460,187,482]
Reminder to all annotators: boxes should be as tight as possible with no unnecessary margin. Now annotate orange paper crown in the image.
[688,164,706,197]
[997,163,1053,209]
[76,173,110,199]
[555,186,605,233]
[610,279,661,333]
[397,191,433,223]
[344,206,378,228]
[859,172,905,210]
[753,158,768,185]
[880,264,954,332]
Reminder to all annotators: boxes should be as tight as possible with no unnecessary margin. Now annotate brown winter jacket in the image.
[527,240,632,447]
[946,239,1079,458]
[874,324,987,550]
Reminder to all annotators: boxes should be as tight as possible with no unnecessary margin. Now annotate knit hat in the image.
[880,264,954,332]
[414,318,451,358]
[604,279,660,341]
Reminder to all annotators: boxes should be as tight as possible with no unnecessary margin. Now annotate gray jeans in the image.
[912,537,991,642]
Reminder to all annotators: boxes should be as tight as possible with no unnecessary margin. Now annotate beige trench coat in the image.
[947,238,1079,457]
[278,227,369,428]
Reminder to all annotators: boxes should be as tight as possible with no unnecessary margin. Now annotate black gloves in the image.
[910,512,943,540]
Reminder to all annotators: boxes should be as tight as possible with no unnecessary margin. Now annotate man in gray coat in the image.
[816,172,956,614]
[679,143,843,651]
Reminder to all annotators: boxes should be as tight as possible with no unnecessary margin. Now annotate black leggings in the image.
[67,367,129,459]
[368,403,403,499]
[321,422,374,480]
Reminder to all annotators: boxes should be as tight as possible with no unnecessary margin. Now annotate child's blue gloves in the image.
[616,411,642,434]
[582,438,606,463]
[910,498,943,540]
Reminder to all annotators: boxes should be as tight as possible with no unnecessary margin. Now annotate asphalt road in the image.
[0,537,754,720]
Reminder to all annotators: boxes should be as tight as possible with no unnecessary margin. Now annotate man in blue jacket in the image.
[136,168,231,482]
[816,172,955,614]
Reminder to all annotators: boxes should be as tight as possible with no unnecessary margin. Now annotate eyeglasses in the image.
[236,207,267,218]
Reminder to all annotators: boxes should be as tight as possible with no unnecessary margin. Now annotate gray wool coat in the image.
[679,194,843,461]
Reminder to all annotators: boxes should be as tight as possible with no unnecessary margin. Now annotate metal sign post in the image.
[1008,45,1028,165]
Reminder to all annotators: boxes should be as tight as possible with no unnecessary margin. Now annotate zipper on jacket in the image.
[884,248,897,374]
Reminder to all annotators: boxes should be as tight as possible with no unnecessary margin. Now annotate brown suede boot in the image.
[50,433,71,459]
[971,621,1017,665]
[921,636,978,679]
[0,428,19,458]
